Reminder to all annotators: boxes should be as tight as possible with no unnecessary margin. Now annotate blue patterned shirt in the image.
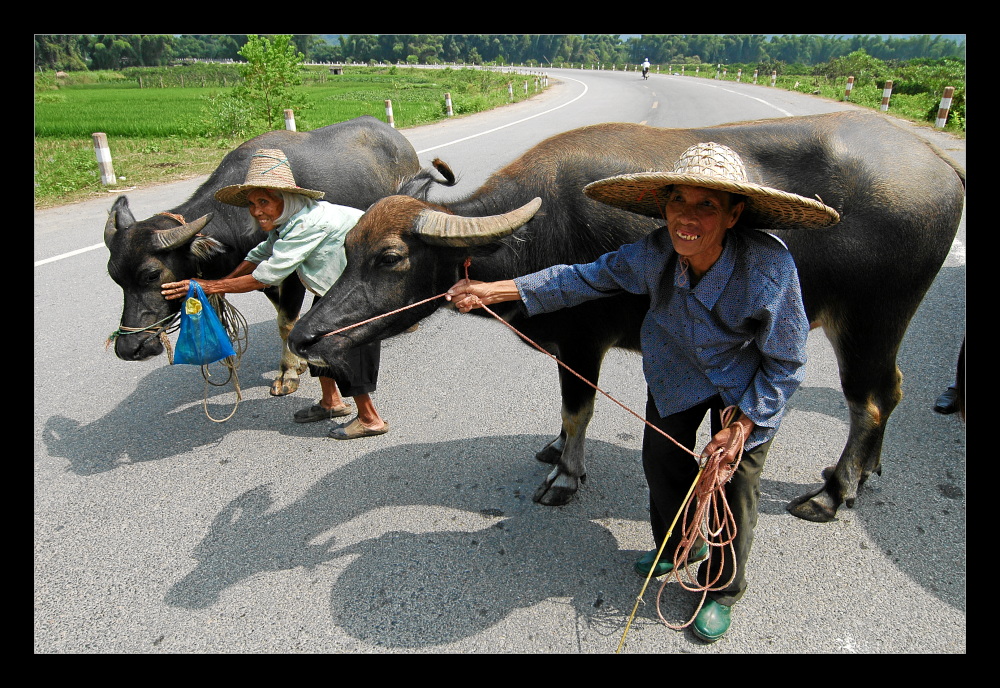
[513,227,809,450]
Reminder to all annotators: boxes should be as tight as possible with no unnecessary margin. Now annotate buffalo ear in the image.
[104,196,138,247]
[111,196,137,228]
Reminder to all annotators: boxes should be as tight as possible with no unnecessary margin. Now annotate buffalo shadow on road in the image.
[160,420,961,651]
[161,433,663,648]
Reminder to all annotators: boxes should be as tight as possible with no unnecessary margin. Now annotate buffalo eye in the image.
[379,252,404,267]
[140,268,162,285]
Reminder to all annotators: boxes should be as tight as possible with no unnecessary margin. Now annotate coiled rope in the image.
[198,293,249,423]
[618,407,745,652]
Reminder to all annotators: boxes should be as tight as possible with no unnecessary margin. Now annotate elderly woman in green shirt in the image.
[161,149,388,440]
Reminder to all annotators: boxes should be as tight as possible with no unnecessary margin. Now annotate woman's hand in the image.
[161,279,201,300]
[161,274,266,300]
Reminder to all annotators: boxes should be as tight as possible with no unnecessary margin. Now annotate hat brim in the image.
[583,172,840,229]
[215,183,325,207]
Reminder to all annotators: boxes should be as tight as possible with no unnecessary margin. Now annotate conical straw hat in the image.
[215,149,325,207]
[583,142,839,229]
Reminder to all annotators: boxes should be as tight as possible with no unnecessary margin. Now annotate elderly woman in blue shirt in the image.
[446,142,839,642]
[161,149,388,440]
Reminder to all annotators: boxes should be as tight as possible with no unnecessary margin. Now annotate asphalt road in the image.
[34,67,966,654]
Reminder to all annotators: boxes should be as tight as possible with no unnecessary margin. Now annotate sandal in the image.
[328,418,390,440]
[293,403,353,423]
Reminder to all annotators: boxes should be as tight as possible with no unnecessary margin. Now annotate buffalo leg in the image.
[533,342,607,506]
[263,279,308,396]
[787,323,904,522]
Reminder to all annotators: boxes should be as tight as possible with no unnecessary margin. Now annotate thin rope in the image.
[321,291,452,338]
[106,313,181,364]
[616,411,744,651]
[322,257,701,461]
[656,409,744,620]
[197,293,248,423]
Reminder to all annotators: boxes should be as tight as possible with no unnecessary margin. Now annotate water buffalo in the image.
[288,110,966,523]
[105,115,421,396]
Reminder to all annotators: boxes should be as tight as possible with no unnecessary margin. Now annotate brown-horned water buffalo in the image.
[288,110,966,523]
[105,115,422,396]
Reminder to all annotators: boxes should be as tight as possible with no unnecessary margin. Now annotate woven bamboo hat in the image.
[583,142,840,229]
[215,149,325,207]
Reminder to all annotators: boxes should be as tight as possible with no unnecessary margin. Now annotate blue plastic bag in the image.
[173,281,236,366]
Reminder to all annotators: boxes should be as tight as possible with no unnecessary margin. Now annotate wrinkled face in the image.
[247,189,284,232]
[664,185,743,273]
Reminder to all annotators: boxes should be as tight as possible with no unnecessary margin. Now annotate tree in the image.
[310,41,341,63]
[34,35,88,71]
[231,34,307,131]
[820,49,887,83]
[138,35,174,66]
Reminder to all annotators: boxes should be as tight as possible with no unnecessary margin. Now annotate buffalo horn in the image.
[413,197,542,247]
[153,213,214,251]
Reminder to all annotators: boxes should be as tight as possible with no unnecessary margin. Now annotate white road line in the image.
[35,242,106,267]
[414,75,588,155]
[678,78,794,117]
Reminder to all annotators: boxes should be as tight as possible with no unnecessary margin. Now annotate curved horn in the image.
[412,197,542,247]
[153,213,214,251]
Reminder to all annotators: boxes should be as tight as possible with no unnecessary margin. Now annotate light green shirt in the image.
[246,201,364,296]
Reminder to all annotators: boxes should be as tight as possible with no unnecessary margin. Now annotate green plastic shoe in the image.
[633,541,709,578]
[693,599,732,642]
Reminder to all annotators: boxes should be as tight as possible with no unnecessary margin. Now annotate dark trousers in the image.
[641,392,771,607]
[308,341,380,397]
[307,296,380,397]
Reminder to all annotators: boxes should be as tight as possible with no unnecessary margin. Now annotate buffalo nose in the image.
[288,328,320,358]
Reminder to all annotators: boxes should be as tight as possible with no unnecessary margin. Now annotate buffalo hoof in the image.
[532,468,585,506]
[270,376,300,397]
[535,440,562,465]
[786,485,840,523]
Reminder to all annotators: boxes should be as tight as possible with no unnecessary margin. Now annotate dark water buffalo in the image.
[288,110,966,522]
[105,116,421,396]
